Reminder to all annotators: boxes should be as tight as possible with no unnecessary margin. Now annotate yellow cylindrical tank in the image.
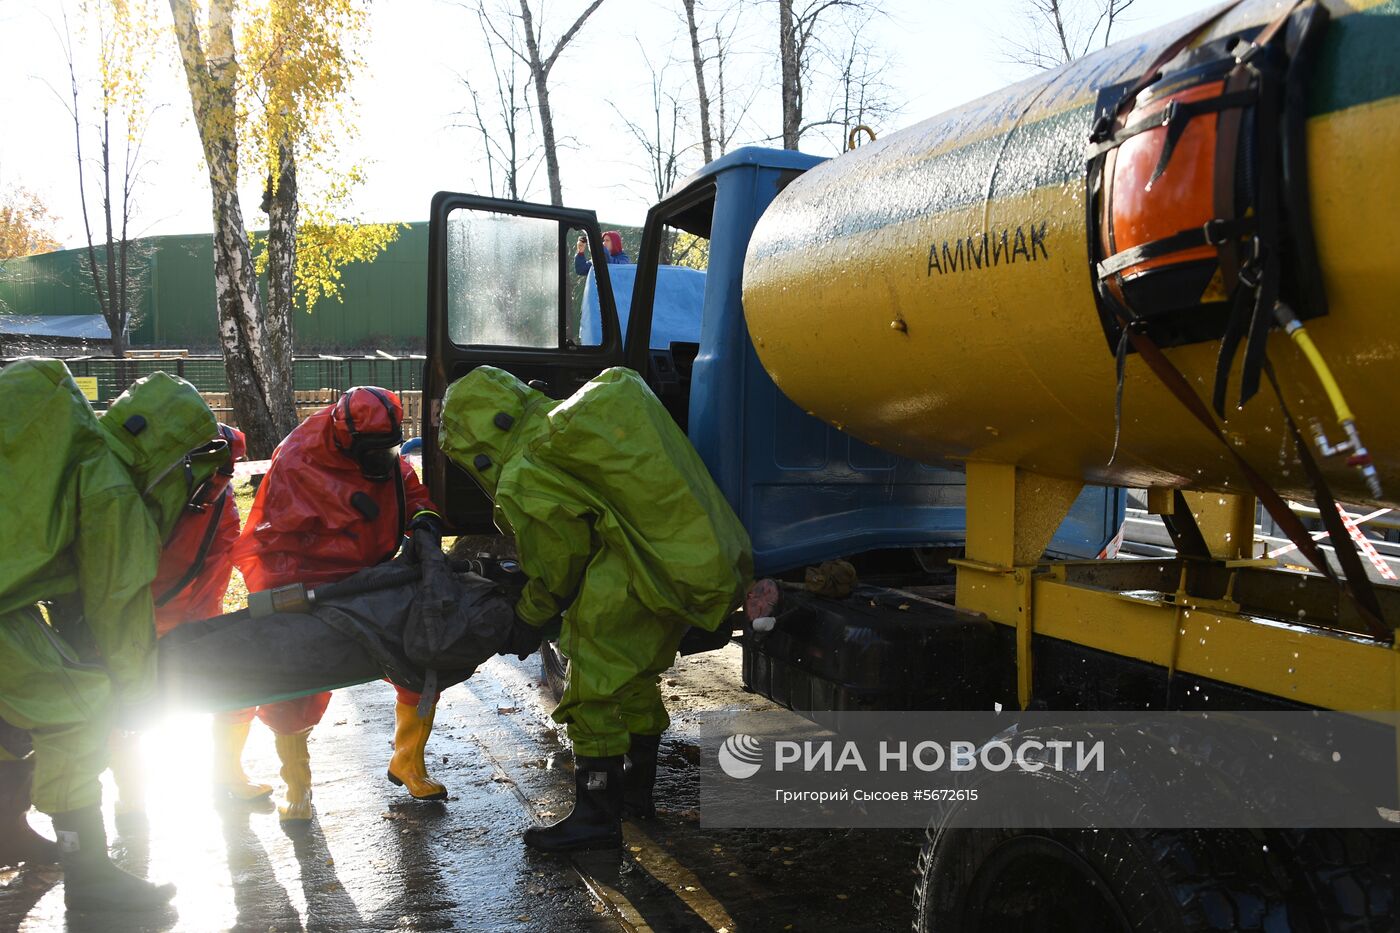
[743,0,1400,510]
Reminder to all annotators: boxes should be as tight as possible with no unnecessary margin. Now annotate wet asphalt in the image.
[1,644,922,932]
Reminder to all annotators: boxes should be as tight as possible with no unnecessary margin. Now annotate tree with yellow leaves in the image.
[0,188,61,262]
[167,0,398,456]
[52,0,163,358]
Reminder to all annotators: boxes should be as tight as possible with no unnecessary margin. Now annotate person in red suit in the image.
[107,423,259,824]
[230,387,446,823]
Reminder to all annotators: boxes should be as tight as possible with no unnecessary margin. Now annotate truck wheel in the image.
[911,723,1299,932]
[540,641,568,702]
[912,825,1294,933]
[1272,828,1400,931]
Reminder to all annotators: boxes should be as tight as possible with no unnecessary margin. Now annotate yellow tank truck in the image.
[742,0,1400,928]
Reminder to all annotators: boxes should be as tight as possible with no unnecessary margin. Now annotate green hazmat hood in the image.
[439,366,551,497]
[98,371,221,539]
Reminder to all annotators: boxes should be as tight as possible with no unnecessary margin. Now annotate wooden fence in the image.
[202,389,425,440]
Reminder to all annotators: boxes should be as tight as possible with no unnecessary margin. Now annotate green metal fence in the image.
[0,355,424,405]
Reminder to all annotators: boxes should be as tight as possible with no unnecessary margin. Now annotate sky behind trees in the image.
[0,0,1215,248]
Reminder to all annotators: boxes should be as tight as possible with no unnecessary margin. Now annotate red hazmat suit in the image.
[151,425,245,637]
[231,388,439,732]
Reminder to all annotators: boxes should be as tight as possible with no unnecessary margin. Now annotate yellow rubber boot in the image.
[212,718,273,801]
[386,703,447,800]
[274,729,314,823]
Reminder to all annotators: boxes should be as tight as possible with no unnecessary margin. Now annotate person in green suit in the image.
[440,365,751,852]
[0,359,222,913]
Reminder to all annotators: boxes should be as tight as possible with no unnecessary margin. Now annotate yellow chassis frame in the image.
[951,463,1400,714]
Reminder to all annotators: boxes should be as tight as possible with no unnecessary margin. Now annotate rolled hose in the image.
[245,565,423,619]
[311,565,422,603]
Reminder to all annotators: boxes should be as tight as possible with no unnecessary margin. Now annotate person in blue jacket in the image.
[574,230,629,275]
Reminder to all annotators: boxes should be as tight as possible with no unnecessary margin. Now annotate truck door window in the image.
[567,224,601,347]
[665,225,708,273]
[446,209,560,349]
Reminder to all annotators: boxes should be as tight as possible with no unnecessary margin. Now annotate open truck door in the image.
[423,192,625,532]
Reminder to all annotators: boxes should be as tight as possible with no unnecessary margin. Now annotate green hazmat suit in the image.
[0,359,219,813]
[440,366,752,757]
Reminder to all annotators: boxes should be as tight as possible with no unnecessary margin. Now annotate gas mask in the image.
[144,437,231,539]
[336,388,404,483]
[186,426,241,512]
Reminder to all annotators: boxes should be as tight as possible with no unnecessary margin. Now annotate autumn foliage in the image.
[0,189,62,260]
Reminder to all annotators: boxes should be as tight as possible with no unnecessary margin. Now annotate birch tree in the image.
[167,0,395,455]
[168,0,292,456]
[244,0,400,368]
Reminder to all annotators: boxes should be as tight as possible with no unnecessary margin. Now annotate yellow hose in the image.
[1287,324,1355,425]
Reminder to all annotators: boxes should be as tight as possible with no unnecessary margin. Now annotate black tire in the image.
[1271,828,1400,932]
[540,640,568,702]
[913,825,1297,933]
[911,723,1302,933]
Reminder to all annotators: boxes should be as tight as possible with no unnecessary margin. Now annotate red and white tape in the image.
[1266,505,1396,581]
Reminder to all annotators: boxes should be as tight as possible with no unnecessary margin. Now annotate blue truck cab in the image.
[423,147,1124,711]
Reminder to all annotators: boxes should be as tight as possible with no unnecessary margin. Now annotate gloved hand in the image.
[395,512,447,566]
[407,510,446,546]
[500,616,543,660]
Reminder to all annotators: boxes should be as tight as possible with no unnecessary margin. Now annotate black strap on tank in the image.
[1112,304,1388,639]
[1087,1,1245,147]
[1264,364,1387,629]
[1096,219,1255,279]
[154,493,229,609]
[1087,90,1258,163]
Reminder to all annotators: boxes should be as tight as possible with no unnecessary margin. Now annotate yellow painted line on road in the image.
[622,822,738,933]
[460,671,738,931]
[575,873,652,933]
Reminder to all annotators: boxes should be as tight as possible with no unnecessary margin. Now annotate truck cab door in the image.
[423,192,625,531]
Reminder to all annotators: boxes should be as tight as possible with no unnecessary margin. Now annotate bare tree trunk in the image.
[779,0,801,149]
[518,0,564,206]
[682,0,714,164]
[716,25,729,154]
[169,0,296,455]
[518,0,606,206]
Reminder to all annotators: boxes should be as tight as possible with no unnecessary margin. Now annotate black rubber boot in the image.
[0,758,58,868]
[51,805,176,912]
[623,734,661,820]
[523,755,624,853]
